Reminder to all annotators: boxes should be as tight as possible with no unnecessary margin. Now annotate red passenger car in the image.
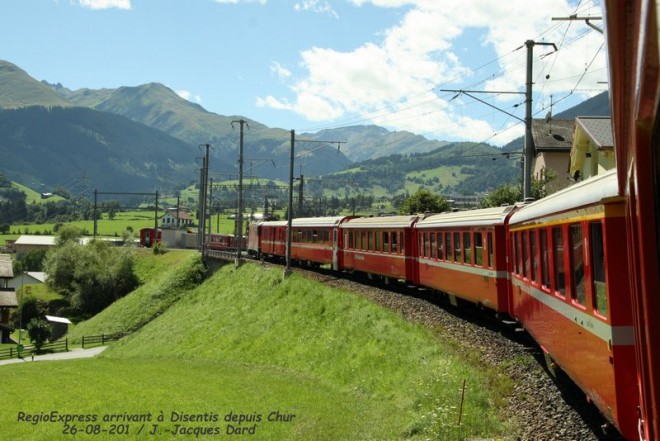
[259,216,353,269]
[340,215,420,284]
[415,206,516,311]
[507,169,637,440]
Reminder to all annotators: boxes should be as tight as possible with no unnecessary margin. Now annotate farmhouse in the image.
[161,209,194,228]
[0,254,18,343]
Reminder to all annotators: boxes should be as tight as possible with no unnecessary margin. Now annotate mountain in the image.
[0,106,197,192]
[50,81,353,180]
[300,125,449,162]
[0,60,71,109]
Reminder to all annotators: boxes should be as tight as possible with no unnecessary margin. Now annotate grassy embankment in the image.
[0,251,513,440]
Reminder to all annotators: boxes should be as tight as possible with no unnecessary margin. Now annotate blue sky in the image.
[0,0,606,146]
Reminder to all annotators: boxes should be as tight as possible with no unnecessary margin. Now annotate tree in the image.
[399,189,451,214]
[27,318,52,352]
[56,224,83,246]
[480,184,520,208]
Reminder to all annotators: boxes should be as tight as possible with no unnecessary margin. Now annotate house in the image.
[569,117,614,181]
[45,315,72,341]
[7,271,47,289]
[531,118,575,194]
[0,254,18,343]
[161,209,194,228]
[13,235,57,259]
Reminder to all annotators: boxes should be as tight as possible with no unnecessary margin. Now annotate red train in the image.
[246,167,637,438]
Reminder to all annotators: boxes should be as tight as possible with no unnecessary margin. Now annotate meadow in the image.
[0,251,514,440]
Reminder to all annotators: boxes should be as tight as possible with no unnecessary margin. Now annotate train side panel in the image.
[340,216,419,283]
[508,170,638,440]
[415,206,514,312]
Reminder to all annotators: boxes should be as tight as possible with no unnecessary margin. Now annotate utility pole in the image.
[232,120,248,267]
[285,130,295,277]
[524,40,557,201]
[198,144,211,254]
[298,174,304,216]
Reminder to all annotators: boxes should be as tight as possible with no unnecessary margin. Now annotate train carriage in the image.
[258,216,353,269]
[415,206,516,312]
[339,215,420,283]
[507,169,637,440]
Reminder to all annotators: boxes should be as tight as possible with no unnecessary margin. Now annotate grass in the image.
[65,250,204,342]
[0,256,513,440]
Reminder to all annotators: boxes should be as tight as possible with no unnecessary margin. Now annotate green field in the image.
[0,253,513,440]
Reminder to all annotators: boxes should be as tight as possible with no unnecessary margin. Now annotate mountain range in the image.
[0,59,609,197]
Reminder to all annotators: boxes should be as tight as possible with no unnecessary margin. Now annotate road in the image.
[0,346,107,366]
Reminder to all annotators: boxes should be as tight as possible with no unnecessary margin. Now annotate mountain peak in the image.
[0,59,71,109]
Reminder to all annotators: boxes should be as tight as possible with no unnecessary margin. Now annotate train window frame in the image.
[383,231,390,253]
[453,232,461,263]
[511,234,518,275]
[399,231,405,255]
[552,226,567,298]
[530,230,539,284]
[569,223,587,308]
[522,231,529,279]
[430,232,436,259]
[590,221,608,318]
[463,232,472,264]
[375,230,381,252]
[540,228,551,291]
[437,231,444,260]
[445,232,452,261]
[474,232,483,267]
[487,232,494,269]
[391,231,398,253]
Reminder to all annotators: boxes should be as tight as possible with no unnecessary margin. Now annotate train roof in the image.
[509,168,620,225]
[260,216,352,228]
[341,215,420,229]
[416,205,516,228]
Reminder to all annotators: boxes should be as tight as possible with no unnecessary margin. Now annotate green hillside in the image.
[0,254,511,440]
[0,60,71,109]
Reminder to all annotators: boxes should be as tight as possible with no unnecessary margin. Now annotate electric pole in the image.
[524,40,557,201]
[231,120,248,267]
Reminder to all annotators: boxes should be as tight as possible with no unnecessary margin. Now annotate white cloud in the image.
[176,90,202,104]
[77,0,131,10]
[258,0,605,145]
[214,0,268,4]
[270,62,292,79]
[294,0,339,18]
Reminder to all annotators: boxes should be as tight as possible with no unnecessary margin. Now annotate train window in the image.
[383,232,390,253]
[511,235,517,274]
[474,232,483,266]
[437,232,444,260]
[391,232,398,253]
[375,231,381,252]
[347,231,353,249]
[590,222,608,317]
[522,231,529,278]
[399,232,405,254]
[553,227,566,296]
[445,233,452,261]
[530,230,538,283]
[420,233,426,257]
[463,232,472,264]
[570,224,586,306]
[430,233,436,259]
[362,231,367,250]
[453,232,461,262]
[367,231,373,251]
[540,229,551,289]
[487,232,493,268]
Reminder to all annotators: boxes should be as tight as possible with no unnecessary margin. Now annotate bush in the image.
[27,318,52,351]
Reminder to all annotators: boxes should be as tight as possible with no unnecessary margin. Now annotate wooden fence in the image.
[81,332,129,348]
[0,339,69,360]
